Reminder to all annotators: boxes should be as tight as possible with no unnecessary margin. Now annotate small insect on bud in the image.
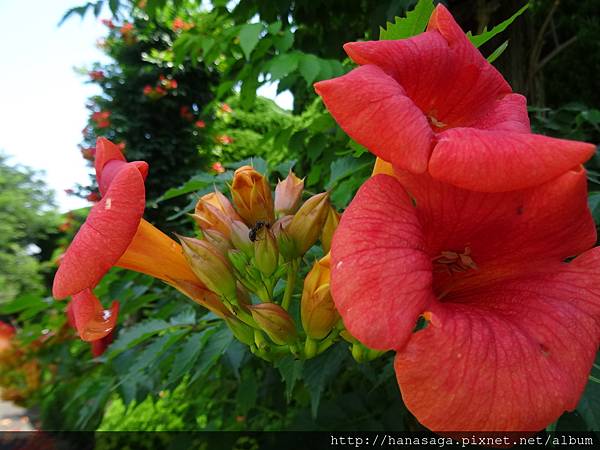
[248,303,297,345]
[274,170,304,216]
[178,235,237,299]
[301,253,338,340]
[192,190,241,238]
[286,192,330,257]
[320,206,341,254]
[254,226,279,277]
[231,166,275,225]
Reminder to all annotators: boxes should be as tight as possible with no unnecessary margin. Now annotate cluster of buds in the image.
[178,165,342,361]
[143,75,178,99]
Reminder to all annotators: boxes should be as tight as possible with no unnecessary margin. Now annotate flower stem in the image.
[281,258,299,311]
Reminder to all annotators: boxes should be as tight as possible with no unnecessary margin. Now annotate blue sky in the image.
[0,1,291,213]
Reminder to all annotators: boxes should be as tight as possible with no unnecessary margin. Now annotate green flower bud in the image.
[248,303,297,345]
[178,235,236,299]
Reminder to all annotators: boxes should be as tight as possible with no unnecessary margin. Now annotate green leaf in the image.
[327,155,372,190]
[275,356,303,401]
[108,0,120,15]
[487,40,509,63]
[267,21,282,34]
[379,0,434,40]
[588,192,600,224]
[266,52,300,80]
[303,344,347,417]
[298,53,321,86]
[104,319,173,359]
[239,23,263,60]
[577,354,600,429]
[158,173,217,201]
[189,326,233,384]
[167,330,213,385]
[273,29,294,52]
[467,4,529,48]
[235,369,258,415]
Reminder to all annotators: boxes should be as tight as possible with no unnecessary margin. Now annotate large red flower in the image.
[331,161,600,431]
[53,138,228,317]
[315,5,595,192]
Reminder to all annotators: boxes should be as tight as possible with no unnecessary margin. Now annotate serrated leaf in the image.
[157,173,216,201]
[235,369,258,415]
[275,355,303,401]
[379,0,434,40]
[189,326,233,384]
[239,23,263,60]
[467,4,529,48]
[104,319,172,358]
[298,53,321,85]
[303,345,347,417]
[327,155,373,189]
[167,330,212,385]
[487,39,509,63]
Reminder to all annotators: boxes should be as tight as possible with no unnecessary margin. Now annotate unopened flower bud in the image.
[301,253,338,340]
[271,215,295,260]
[231,166,274,225]
[287,192,330,257]
[320,206,341,253]
[274,170,304,216]
[192,190,241,238]
[178,235,236,299]
[228,249,250,275]
[203,229,231,254]
[254,227,279,276]
[230,220,253,255]
[248,303,297,345]
[225,317,255,346]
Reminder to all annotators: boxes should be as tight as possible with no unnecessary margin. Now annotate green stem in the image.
[281,259,299,310]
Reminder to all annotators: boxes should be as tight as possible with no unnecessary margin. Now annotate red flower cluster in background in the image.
[172,17,193,32]
[88,70,105,81]
[317,4,600,433]
[216,134,234,145]
[91,111,111,128]
[143,75,178,99]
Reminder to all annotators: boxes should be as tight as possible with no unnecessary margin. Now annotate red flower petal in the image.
[343,5,512,130]
[393,168,596,296]
[315,65,433,173]
[468,93,530,133]
[91,328,116,357]
[70,290,119,341]
[53,164,146,299]
[331,175,435,350]
[395,247,600,431]
[429,128,596,192]
[95,137,125,183]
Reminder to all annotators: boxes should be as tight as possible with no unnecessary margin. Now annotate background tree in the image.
[0,154,60,303]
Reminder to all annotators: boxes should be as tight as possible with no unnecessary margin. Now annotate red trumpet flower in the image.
[331,161,600,431]
[315,5,595,192]
[53,138,229,318]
